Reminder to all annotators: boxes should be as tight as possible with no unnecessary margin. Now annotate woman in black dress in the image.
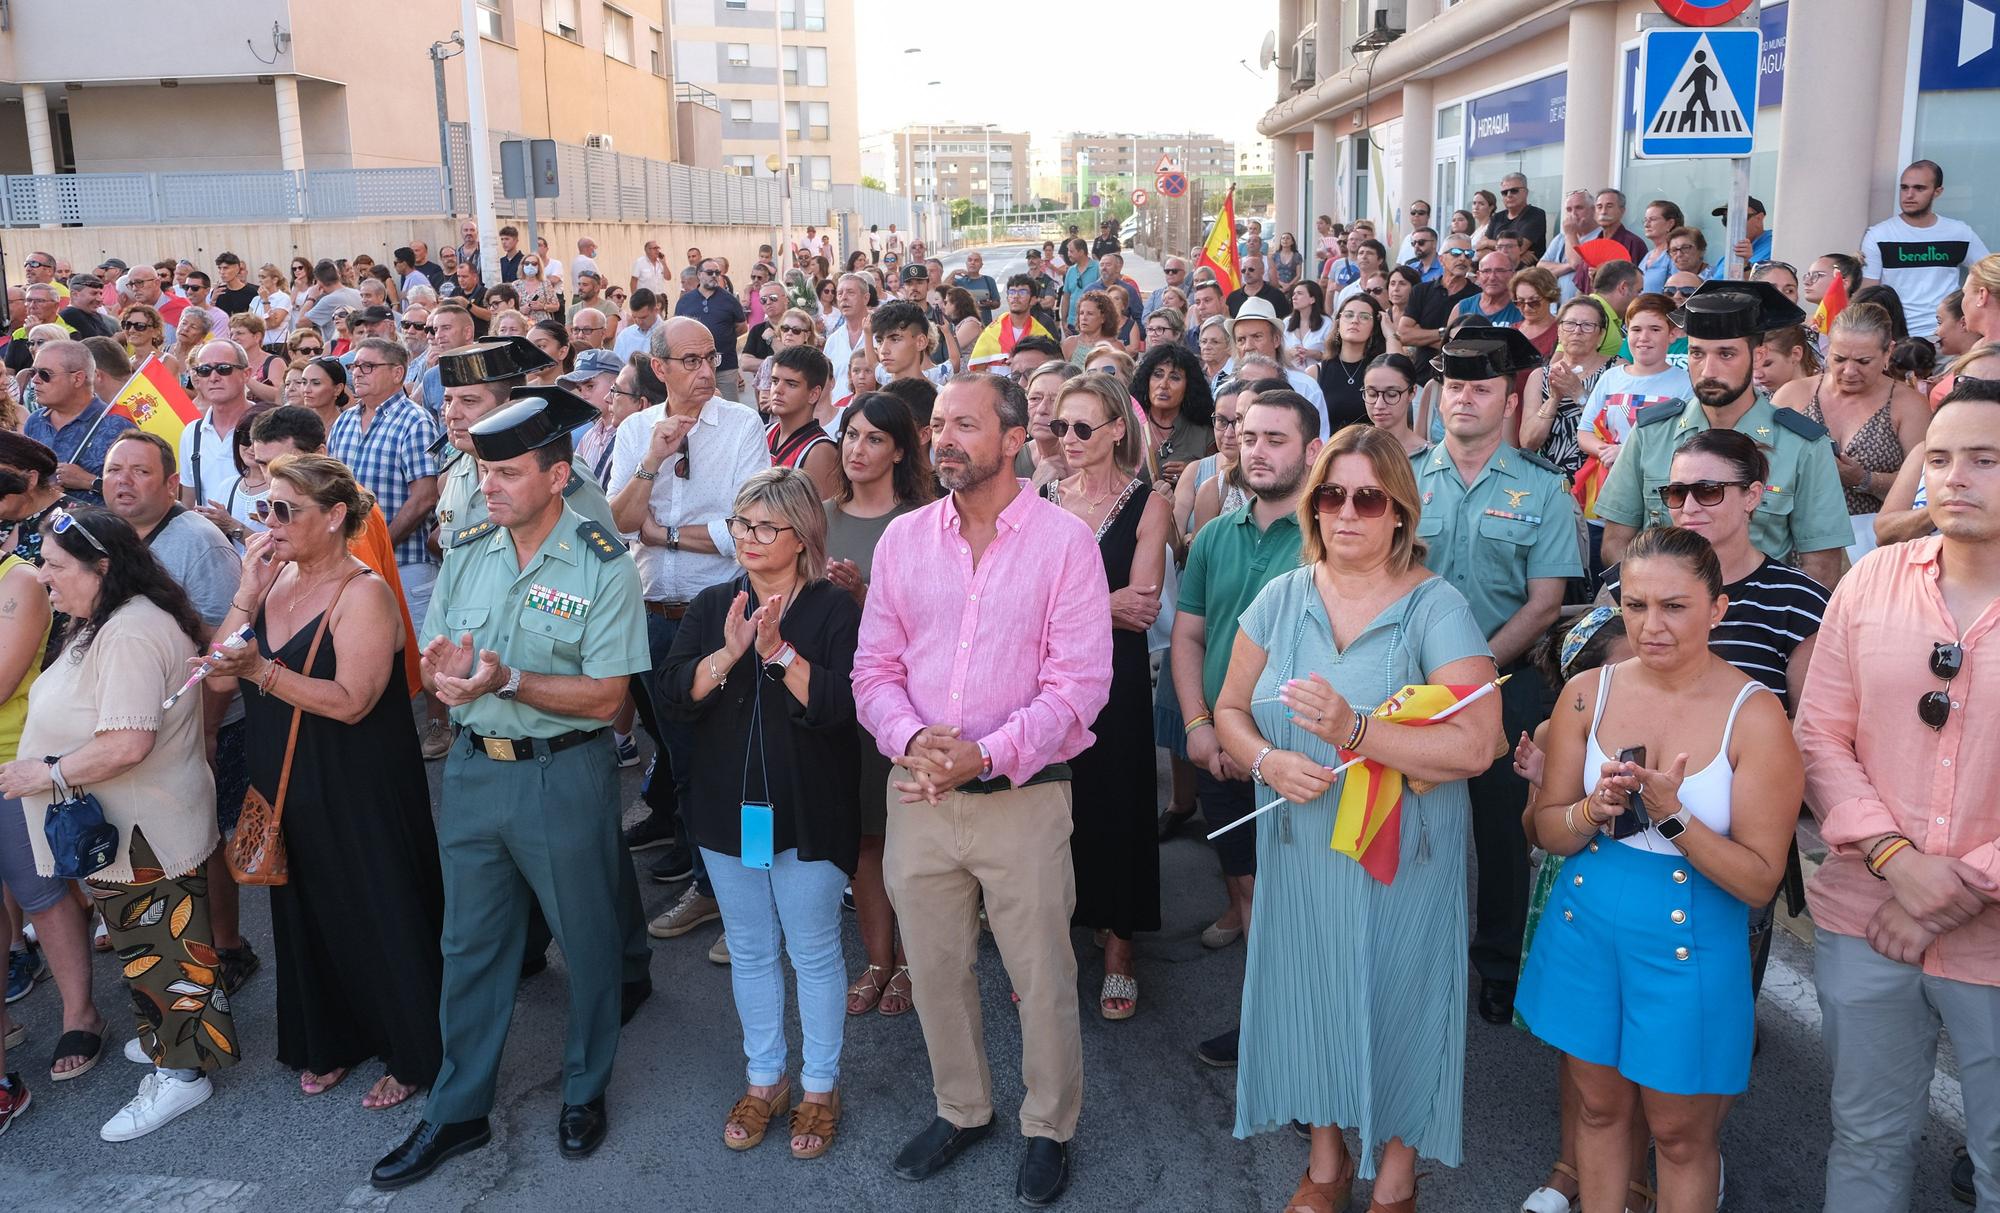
[1042,374,1171,1020]
[205,454,443,1109]
[1318,292,1388,433]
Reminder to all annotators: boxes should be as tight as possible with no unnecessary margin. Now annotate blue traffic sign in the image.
[1157,171,1188,198]
[1636,27,1761,158]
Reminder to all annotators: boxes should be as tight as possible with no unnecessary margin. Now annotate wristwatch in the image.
[762,642,796,681]
[495,665,523,701]
[1656,805,1692,842]
[665,525,681,551]
[90,476,103,495]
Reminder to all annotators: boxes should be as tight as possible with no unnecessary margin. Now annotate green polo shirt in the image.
[435,446,619,552]
[1415,443,1582,639]
[421,501,648,736]
[1177,503,1304,706]
[1593,392,1850,559]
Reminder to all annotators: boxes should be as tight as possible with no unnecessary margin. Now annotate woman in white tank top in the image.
[1514,528,1805,1213]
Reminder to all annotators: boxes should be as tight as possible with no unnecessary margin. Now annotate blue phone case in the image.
[740,802,775,870]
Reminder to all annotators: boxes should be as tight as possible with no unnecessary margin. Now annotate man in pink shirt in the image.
[1796,376,2000,1211]
[852,373,1111,1208]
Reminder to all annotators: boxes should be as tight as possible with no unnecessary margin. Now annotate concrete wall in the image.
[67,84,285,173]
[2,0,296,82]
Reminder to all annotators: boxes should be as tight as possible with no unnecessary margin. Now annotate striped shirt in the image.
[1602,556,1829,708]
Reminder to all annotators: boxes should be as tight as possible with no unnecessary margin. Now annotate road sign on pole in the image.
[1155,153,1178,175]
[1653,0,1754,24]
[1157,170,1188,198]
[1131,188,1149,208]
[1635,27,1760,158]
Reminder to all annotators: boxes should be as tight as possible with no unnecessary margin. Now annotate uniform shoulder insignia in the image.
[562,472,585,498]
[577,520,626,560]
[1635,401,1683,428]
[1516,449,1562,476]
[1769,408,1828,441]
[450,520,496,548]
[429,432,457,460]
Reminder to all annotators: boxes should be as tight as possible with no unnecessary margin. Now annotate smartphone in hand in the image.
[1610,745,1652,839]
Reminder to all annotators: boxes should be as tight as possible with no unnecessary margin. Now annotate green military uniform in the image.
[422,395,650,1125]
[436,442,619,550]
[1596,278,1850,561]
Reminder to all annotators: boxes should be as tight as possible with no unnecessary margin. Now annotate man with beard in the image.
[1170,386,1323,1070]
[1597,281,1849,587]
[852,373,1111,1207]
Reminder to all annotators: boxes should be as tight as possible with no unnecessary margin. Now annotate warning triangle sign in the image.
[1647,33,1749,139]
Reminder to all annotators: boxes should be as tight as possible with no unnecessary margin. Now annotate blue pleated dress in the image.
[1231,569,1491,1178]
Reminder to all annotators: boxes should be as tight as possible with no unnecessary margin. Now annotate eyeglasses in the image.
[31,367,57,383]
[254,498,308,525]
[1362,386,1409,401]
[1918,642,1962,731]
[49,508,108,555]
[1558,319,1603,333]
[1657,479,1748,509]
[1664,286,1698,298]
[1336,310,1375,323]
[1213,414,1241,433]
[191,362,245,378]
[1669,244,1699,257]
[348,361,391,374]
[1311,483,1392,518]
[1047,418,1108,441]
[725,516,796,544]
[666,350,723,371]
[606,386,648,402]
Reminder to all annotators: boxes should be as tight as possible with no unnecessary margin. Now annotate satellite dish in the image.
[1257,30,1278,70]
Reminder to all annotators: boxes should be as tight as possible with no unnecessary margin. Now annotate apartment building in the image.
[861,125,1030,211]
[668,0,859,190]
[1056,132,1235,206]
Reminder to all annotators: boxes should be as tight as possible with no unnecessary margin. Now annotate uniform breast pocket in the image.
[1415,511,1447,544]
[516,609,586,667]
[1476,511,1537,568]
[1638,475,1674,527]
[440,606,489,637]
[1752,481,1797,527]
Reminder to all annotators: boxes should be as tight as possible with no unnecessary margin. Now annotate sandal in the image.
[1100,973,1138,1020]
[877,966,913,1017]
[1521,1161,1580,1212]
[300,1067,348,1096]
[788,1089,841,1160]
[1625,1180,1657,1213]
[846,965,888,1016]
[92,914,110,953]
[48,1029,104,1083]
[362,1074,418,1110]
[723,1080,792,1151]
[1284,1158,1356,1213]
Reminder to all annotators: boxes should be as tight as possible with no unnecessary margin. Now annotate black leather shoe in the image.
[1951,1145,1974,1205]
[620,977,653,1026]
[1196,1027,1239,1068]
[1016,1136,1072,1207]
[892,1116,993,1181]
[1156,805,1196,842]
[1477,979,1516,1026]
[521,949,550,980]
[558,1098,607,1158]
[370,1118,492,1189]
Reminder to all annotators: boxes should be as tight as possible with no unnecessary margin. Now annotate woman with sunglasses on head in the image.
[1749,261,1799,305]
[660,468,861,1160]
[0,506,240,1140]
[822,393,931,1020]
[1517,525,1803,1213]
[515,251,560,322]
[1520,297,1616,481]
[198,455,443,1112]
[1218,425,1500,1212]
[119,305,167,363]
[1319,293,1388,433]
[757,308,820,417]
[1043,375,1171,1020]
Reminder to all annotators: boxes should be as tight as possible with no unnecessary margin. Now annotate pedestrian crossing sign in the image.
[1635,27,1761,158]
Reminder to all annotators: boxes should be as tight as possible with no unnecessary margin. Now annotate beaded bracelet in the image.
[1342,709,1368,750]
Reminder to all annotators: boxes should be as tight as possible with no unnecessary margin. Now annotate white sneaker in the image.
[707,931,730,966]
[99,1071,213,1142]
[123,1037,150,1064]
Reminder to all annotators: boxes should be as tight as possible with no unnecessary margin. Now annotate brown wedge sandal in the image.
[722,1081,792,1151]
[789,1090,841,1160]
[1283,1159,1356,1213]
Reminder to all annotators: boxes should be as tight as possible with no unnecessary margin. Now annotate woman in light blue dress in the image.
[1215,426,1500,1213]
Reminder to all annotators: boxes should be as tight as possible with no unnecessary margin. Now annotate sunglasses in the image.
[192,362,245,378]
[1443,248,1474,258]
[22,259,49,270]
[50,508,109,555]
[294,346,323,356]
[1918,642,1962,731]
[1047,418,1110,441]
[402,322,432,333]
[1664,286,1698,298]
[779,324,810,336]
[30,367,58,383]
[1657,479,1748,509]
[254,498,308,525]
[121,320,156,331]
[1501,187,1525,196]
[1312,483,1392,517]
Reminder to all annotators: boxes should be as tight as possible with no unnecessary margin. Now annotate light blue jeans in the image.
[699,847,848,1094]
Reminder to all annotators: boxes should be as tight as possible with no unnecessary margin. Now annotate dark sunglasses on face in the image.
[1918,642,1962,731]
[254,498,307,524]
[1501,187,1524,196]
[1312,483,1392,517]
[779,324,810,336]
[1664,286,1698,298]
[31,367,59,383]
[402,322,432,333]
[22,259,49,270]
[50,507,110,555]
[295,345,322,355]
[1047,418,1107,441]
[1658,479,1747,509]
[192,362,245,378]
[122,320,155,331]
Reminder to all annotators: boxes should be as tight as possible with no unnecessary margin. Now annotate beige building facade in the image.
[863,126,1031,212]
[1058,132,1236,205]
[1258,0,2000,276]
[667,0,859,189]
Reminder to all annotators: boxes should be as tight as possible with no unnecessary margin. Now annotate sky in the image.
[852,0,1276,145]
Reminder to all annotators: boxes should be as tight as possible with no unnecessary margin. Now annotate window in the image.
[730,99,753,124]
[542,0,579,40]
[808,101,829,141]
[726,42,750,67]
[602,6,633,63]
[784,101,802,137]
[802,0,825,31]
[649,26,664,75]
[727,155,757,175]
[783,46,799,85]
[476,0,506,41]
[808,156,831,189]
[725,0,747,7]
[804,46,828,87]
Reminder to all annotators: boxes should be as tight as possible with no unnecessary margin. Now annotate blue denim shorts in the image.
[0,793,68,914]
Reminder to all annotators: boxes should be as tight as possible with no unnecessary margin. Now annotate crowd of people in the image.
[0,154,1994,1213]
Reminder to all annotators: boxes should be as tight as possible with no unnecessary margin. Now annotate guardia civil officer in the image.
[371,391,650,1189]
[1413,326,1583,1024]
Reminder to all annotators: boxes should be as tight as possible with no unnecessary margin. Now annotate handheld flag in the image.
[967,313,1056,375]
[1570,411,1618,519]
[109,354,201,449]
[1197,185,1241,296]
[1328,682,1493,885]
[1809,269,1848,335]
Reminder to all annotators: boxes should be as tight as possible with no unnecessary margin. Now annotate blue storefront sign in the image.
[1920,0,2000,91]
[1625,1,1787,129]
[1466,72,1569,156]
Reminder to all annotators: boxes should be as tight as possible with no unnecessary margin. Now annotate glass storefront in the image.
[1463,72,1569,234]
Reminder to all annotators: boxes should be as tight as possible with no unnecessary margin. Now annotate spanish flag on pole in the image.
[109,354,201,449]
[1196,185,1241,296]
[1332,680,1504,885]
[1809,269,1848,335]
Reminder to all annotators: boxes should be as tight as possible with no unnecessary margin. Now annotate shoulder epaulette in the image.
[562,472,587,499]
[1516,449,1562,476]
[450,520,495,548]
[1770,408,1828,441]
[428,433,456,460]
[577,520,626,561]
[1635,401,1684,428]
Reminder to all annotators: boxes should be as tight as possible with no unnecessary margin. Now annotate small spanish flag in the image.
[1569,411,1618,520]
[1332,683,1489,885]
[1196,185,1241,297]
[110,354,201,449]
[968,313,1056,375]
[1810,270,1848,335]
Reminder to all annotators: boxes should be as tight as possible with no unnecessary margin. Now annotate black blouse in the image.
[657,576,863,874]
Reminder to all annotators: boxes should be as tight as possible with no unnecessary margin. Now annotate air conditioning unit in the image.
[1355,1,1407,51]
[1291,36,1316,88]
[585,133,614,150]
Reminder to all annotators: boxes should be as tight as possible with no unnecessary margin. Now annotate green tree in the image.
[860,175,888,191]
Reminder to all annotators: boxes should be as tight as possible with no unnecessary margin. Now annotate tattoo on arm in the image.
[0,597,17,618]
[1572,692,1585,712]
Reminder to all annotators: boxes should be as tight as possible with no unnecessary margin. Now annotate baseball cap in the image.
[901,264,929,283]
[1710,198,1766,219]
[67,273,104,291]
[354,305,395,325]
[560,347,624,384]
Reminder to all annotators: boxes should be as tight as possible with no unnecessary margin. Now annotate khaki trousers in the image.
[882,778,1082,1141]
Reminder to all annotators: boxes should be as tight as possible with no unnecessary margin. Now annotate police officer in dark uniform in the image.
[1414,326,1583,1023]
[372,392,650,1189]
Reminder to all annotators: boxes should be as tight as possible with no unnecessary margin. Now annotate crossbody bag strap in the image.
[269,567,369,815]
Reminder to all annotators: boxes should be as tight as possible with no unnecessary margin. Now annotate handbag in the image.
[227,568,366,886]
[43,759,118,880]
